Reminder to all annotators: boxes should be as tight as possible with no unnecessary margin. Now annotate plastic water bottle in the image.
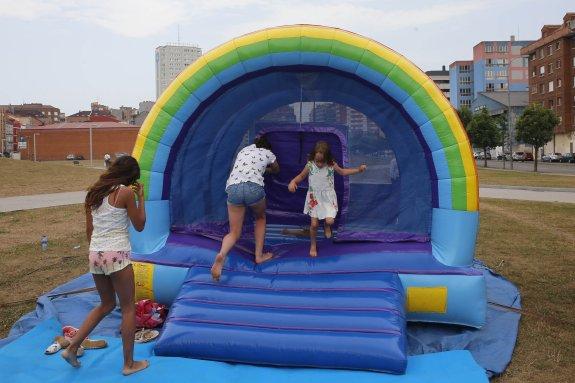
[41,235,48,251]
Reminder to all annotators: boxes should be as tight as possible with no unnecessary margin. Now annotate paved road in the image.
[1,186,574,213]
[476,160,575,175]
[0,191,86,213]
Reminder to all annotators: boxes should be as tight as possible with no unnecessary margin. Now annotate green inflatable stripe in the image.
[143,36,466,206]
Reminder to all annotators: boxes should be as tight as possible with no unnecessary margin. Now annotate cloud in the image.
[0,0,494,38]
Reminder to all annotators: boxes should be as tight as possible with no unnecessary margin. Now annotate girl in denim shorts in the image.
[211,136,280,280]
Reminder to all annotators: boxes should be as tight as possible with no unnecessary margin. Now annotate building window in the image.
[557,97,562,106]
[498,43,508,52]
[547,45,552,55]
[549,99,554,108]
[486,70,494,79]
[485,44,493,53]
[555,41,560,50]
[540,66,545,76]
[539,83,545,93]
[486,83,495,92]
[486,58,493,66]
[500,82,508,90]
[558,78,562,87]
[573,57,575,67]
[557,59,561,68]
[548,81,554,92]
[459,64,470,72]
[532,85,537,94]
[498,69,508,77]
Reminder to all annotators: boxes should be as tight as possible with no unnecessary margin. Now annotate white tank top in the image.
[89,187,131,252]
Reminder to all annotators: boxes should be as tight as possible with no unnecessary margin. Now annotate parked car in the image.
[497,153,511,161]
[541,154,551,162]
[512,152,526,161]
[524,152,534,161]
[66,154,84,160]
[477,152,492,160]
[559,153,575,163]
[549,153,563,162]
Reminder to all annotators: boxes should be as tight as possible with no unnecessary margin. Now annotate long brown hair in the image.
[308,141,334,165]
[85,155,140,210]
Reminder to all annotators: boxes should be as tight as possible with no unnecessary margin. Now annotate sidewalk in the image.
[1,186,574,213]
[0,191,86,213]
[479,187,575,204]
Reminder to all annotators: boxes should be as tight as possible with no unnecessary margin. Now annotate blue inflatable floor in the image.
[155,267,407,373]
[0,318,487,383]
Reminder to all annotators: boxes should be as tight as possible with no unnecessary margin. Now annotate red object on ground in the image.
[135,299,167,328]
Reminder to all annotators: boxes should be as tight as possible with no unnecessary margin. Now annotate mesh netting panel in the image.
[170,69,432,240]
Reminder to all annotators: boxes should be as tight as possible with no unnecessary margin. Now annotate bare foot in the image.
[324,224,332,239]
[122,360,149,376]
[309,246,318,257]
[255,252,274,264]
[61,348,80,368]
[211,253,225,281]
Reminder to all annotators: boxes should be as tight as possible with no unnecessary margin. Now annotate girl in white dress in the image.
[288,141,366,257]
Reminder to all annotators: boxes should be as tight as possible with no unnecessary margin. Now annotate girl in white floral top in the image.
[289,141,366,257]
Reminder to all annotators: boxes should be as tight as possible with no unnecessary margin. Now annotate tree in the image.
[515,103,559,172]
[457,106,473,129]
[466,108,503,168]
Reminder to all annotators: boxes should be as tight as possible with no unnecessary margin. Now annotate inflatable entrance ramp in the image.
[155,268,407,373]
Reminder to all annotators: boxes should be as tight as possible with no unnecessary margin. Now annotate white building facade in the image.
[155,44,202,99]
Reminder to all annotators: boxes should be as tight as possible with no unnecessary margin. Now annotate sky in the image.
[0,0,571,115]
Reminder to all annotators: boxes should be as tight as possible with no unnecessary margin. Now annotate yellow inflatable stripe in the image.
[406,286,447,313]
[132,133,148,160]
[134,104,163,155]
[333,28,370,49]
[267,25,302,39]
[301,25,335,40]
[133,261,155,302]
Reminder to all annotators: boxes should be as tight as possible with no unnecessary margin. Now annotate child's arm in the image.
[288,166,310,193]
[125,183,146,232]
[85,208,93,243]
[266,160,280,174]
[333,163,367,176]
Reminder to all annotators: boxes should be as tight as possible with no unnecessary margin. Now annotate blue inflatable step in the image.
[155,267,408,374]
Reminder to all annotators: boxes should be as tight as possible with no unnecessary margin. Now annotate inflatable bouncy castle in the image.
[128,24,487,376]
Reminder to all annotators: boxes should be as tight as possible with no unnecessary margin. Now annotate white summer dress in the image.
[304,161,338,219]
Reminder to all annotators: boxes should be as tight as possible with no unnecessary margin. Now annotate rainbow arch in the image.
[133,24,478,211]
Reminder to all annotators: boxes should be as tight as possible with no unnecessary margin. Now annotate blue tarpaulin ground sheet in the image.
[0,318,488,383]
[0,261,519,379]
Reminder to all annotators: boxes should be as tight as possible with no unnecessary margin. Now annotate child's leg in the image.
[250,199,273,264]
[62,274,116,367]
[324,217,334,239]
[110,265,149,376]
[309,217,319,257]
[211,204,246,280]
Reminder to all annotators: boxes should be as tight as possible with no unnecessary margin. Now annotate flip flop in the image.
[81,338,108,350]
[134,329,159,343]
[45,336,70,355]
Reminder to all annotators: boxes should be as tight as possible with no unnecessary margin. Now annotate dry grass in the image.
[478,199,575,383]
[1,199,574,383]
[0,158,102,197]
[478,168,575,189]
[0,205,88,336]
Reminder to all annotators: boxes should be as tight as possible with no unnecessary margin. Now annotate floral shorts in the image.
[89,251,131,275]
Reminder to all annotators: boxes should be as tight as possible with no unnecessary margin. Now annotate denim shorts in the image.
[226,182,265,206]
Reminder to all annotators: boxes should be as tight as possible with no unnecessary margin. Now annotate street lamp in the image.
[504,56,528,170]
[33,133,40,162]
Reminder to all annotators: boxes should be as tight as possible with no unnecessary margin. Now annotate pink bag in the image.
[135,299,167,328]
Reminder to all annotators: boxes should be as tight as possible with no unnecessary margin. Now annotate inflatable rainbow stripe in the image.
[133,24,478,212]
